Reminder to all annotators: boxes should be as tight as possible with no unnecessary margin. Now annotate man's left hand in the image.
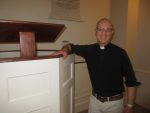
[123,106,134,113]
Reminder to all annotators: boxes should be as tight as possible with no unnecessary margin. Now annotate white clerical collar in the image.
[100,45,105,50]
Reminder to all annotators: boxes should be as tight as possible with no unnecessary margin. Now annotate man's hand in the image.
[51,44,71,59]
[51,50,68,59]
[123,106,134,113]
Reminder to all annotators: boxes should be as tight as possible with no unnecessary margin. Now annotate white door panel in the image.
[0,55,74,113]
[60,55,75,113]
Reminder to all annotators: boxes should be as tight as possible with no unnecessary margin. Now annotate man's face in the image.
[95,20,114,46]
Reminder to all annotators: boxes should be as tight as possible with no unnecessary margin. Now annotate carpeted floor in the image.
[78,104,150,113]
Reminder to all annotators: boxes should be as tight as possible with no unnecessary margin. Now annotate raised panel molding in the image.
[75,90,91,113]
[134,68,150,109]
[135,69,150,75]
[0,55,75,113]
[7,72,50,102]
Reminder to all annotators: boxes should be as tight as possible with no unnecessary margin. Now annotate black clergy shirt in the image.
[70,43,140,97]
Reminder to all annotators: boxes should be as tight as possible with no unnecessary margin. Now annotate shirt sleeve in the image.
[121,50,141,87]
[69,43,88,58]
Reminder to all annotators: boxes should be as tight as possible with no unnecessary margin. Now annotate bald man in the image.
[52,18,140,113]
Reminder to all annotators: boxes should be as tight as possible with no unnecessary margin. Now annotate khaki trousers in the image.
[88,95,124,113]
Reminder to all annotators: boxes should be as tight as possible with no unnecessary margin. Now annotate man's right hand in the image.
[51,44,71,59]
[51,50,68,59]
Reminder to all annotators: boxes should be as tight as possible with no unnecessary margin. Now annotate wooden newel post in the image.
[19,32,36,58]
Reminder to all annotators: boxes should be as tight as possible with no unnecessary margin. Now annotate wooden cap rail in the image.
[0,54,63,63]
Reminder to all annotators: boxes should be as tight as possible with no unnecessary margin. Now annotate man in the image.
[52,18,140,113]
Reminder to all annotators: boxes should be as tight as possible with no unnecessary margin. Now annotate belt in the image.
[92,92,123,103]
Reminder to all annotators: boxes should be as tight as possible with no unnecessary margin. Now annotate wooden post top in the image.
[0,19,65,43]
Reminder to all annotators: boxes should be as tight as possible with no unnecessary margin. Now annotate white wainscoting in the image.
[74,62,92,113]
[135,69,150,109]
[75,89,91,113]
[0,54,75,113]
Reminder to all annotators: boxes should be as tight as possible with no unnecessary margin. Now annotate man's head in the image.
[95,18,114,46]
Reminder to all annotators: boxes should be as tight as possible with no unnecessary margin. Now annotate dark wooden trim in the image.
[0,49,58,52]
[0,19,65,43]
[75,61,86,64]
[0,50,20,52]
[0,54,63,63]
[0,50,86,64]
[19,32,36,58]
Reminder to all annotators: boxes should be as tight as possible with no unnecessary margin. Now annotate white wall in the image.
[0,0,110,112]
[110,0,128,49]
[134,0,150,109]
[110,0,150,109]
[126,0,150,109]
[0,0,110,50]
[135,0,150,72]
